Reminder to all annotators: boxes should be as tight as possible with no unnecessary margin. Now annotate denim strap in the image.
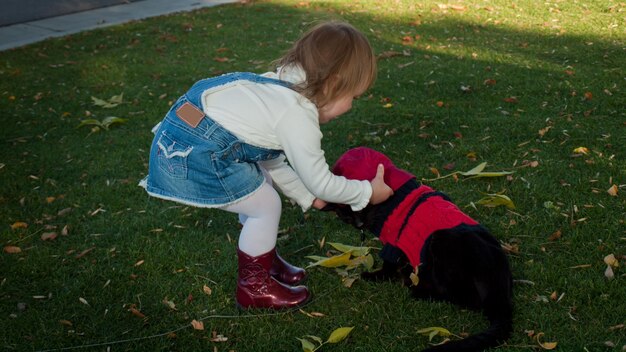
[184,72,294,109]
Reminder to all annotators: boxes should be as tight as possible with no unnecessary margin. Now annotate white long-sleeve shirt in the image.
[200,66,372,212]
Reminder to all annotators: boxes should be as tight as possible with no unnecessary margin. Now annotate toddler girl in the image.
[140,21,393,309]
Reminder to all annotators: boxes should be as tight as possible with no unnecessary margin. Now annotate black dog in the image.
[324,147,513,352]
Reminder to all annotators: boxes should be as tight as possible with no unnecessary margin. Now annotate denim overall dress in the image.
[140,73,290,207]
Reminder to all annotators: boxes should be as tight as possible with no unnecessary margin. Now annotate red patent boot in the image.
[270,251,307,285]
[236,248,310,309]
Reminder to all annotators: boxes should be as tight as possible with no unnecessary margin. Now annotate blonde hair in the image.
[277,21,377,108]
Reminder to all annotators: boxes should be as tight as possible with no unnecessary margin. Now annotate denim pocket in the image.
[156,131,193,179]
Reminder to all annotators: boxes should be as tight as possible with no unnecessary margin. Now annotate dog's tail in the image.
[420,315,512,352]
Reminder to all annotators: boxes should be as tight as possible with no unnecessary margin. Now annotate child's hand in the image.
[312,198,328,210]
[369,164,394,204]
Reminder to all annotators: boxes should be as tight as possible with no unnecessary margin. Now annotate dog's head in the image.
[324,147,417,235]
[321,203,367,229]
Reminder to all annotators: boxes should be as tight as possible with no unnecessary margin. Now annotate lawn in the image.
[0,0,624,351]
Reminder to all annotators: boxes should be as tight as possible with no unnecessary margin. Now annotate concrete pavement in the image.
[0,0,239,52]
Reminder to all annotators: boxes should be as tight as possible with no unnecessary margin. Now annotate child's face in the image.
[318,87,366,124]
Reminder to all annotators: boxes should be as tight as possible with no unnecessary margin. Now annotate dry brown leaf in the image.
[59,319,73,326]
[41,232,58,241]
[191,319,204,330]
[202,285,212,296]
[75,247,95,259]
[3,246,22,254]
[604,265,615,280]
[129,307,145,318]
[548,229,562,241]
[607,184,618,196]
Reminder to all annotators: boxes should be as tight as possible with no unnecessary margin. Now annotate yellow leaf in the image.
[476,194,516,209]
[409,266,419,286]
[604,254,619,267]
[348,254,375,270]
[327,326,354,343]
[417,327,451,341]
[459,162,487,176]
[328,242,372,256]
[191,319,204,330]
[536,332,557,350]
[10,221,28,230]
[297,337,316,352]
[573,146,589,155]
[306,252,352,268]
[382,103,393,108]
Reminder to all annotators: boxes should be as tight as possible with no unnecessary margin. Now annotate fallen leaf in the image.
[129,307,145,318]
[91,94,123,108]
[328,242,372,257]
[202,285,212,296]
[604,265,614,280]
[75,247,95,259]
[10,222,28,230]
[41,232,58,241]
[607,185,618,196]
[573,147,590,155]
[604,254,619,267]
[536,332,557,350]
[306,252,352,268]
[191,319,204,330]
[476,194,516,209]
[59,319,73,326]
[162,297,176,310]
[548,229,562,241]
[417,326,452,341]
[409,267,419,286]
[297,337,316,352]
[4,246,22,254]
[327,326,354,343]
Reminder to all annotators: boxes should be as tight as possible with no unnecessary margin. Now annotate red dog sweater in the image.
[332,147,478,267]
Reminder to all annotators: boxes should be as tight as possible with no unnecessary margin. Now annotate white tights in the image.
[221,173,281,257]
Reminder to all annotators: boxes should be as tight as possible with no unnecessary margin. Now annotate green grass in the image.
[1,0,624,351]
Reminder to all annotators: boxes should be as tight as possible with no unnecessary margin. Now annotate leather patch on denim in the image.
[176,102,205,128]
